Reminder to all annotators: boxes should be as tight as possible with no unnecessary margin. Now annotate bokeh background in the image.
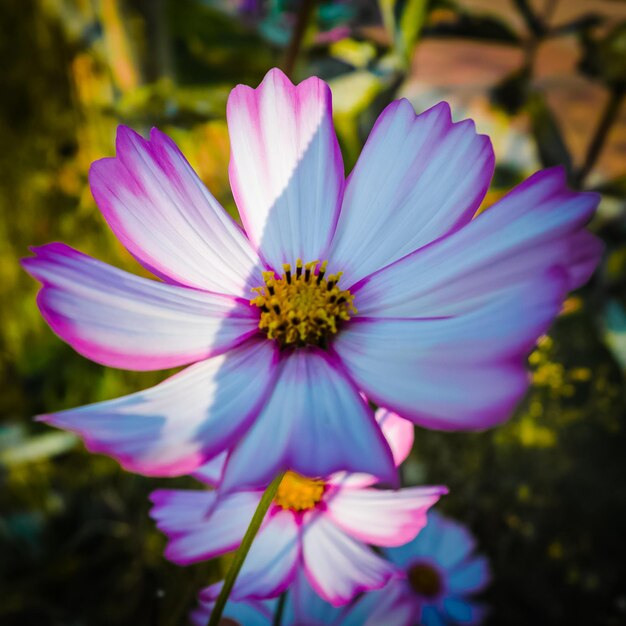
[1,0,626,624]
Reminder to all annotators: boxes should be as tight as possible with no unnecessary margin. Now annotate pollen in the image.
[250,259,356,348]
[273,471,326,512]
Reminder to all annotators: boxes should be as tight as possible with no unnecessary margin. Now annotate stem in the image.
[272,591,288,626]
[282,0,316,79]
[207,472,286,626]
[575,87,625,187]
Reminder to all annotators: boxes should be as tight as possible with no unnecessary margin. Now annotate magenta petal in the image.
[149,489,261,565]
[301,513,399,606]
[355,167,602,319]
[227,68,344,270]
[335,273,568,430]
[328,100,494,287]
[38,339,278,476]
[325,485,446,547]
[90,126,261,295]
[220,349,396,492]
[22,243,259,371]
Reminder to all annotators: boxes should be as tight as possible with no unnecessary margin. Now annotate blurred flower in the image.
[191,571,415,626]
[150,409,446,606]
[384,511,491,626]
[24,68,601,489]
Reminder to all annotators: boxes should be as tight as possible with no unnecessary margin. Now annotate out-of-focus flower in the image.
[24,68,601,489]
[384,511,491,626]
[150,409,446,606]
[190,571,415,626]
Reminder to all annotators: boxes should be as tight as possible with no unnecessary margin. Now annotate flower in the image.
[383,511,491,625]
[23,68,601,488]
[192,512,490,626]
[150,409,446,606]
[190,571,415,626]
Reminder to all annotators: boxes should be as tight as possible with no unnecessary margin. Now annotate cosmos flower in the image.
[190,571,415,626]
[23,68,601,488]
[150,409,446,606]
[191,512,490,626]
[383,511,491,626]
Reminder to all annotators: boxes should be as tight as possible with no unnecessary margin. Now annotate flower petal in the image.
[90,126,261,295]
[325,485,446,547]
[355,167,601,318]
[301,513,398,606]
[22,243,259,371]
[191,598,272,626]
[149,489,261,565]
[327,407,414,489]
[335,275,567,430]
[289,569,346,625]
[447,556,491,594]
[190,452,228,487]
[202,509,300,601]
[221,349,396,492]
[227,68,344,270]
[340,580,418,626]
[426,512,478,570]
[443,598,488,625]
[38,340,278,476]
[328,100,494,287]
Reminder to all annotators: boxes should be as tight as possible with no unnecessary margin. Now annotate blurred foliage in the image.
[1,0,625,625]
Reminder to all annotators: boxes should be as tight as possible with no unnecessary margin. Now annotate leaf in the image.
[527,93,573,176]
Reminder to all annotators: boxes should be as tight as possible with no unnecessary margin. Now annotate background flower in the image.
[384,511,491,626]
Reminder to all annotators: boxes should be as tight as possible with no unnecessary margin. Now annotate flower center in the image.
[273,471,325,511]
[250,260,356,348]
[408,563,442,598]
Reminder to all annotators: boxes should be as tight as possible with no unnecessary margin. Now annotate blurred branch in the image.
[283,0,316,78]
[575,86,625,187]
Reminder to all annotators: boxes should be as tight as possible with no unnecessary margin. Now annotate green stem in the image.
[575,86,625,188]
[282,0,316,79]
[272,590,288,626]
[207,472,286,626]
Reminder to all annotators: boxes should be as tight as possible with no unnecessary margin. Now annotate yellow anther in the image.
[250,259,356,348]
[274,471,325,512]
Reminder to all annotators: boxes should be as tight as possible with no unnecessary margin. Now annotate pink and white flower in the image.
[23,67,601,487]
[190,571,416,626]
[150,409,446,606]
[189,511,490,626]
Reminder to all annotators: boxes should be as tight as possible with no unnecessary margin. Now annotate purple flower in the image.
[150,409,446,606]
[23,68,601,486]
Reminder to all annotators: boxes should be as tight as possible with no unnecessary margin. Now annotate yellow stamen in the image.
[250,259,356,347]
[274,471,325,512]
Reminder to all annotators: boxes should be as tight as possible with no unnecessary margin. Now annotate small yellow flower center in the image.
[408,563,442,598]
[273,471,325,512]
[250,259,356,348]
